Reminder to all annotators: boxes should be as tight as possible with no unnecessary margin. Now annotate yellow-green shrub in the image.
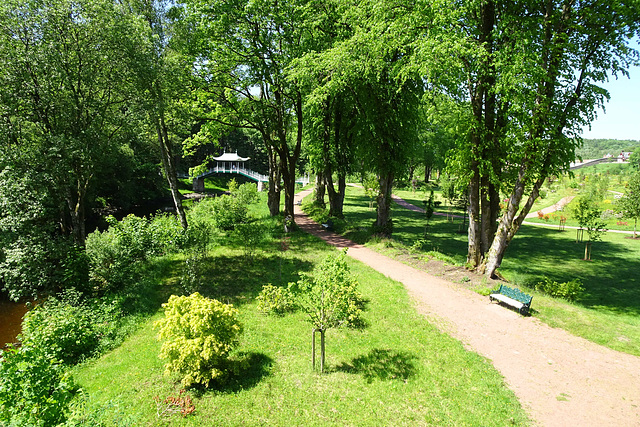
[154,293,243,387]
[256,284,296,315]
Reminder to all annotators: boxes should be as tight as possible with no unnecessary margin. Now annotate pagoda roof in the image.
[213,152,250,162]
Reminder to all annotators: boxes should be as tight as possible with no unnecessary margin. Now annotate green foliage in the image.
[20,289,120,365]
[154,293,243,388]
[576,139,640,160]
[233,182,259,206]
[583,173,609,202]
[59,244,91,293]
[205,182,260,231]
[536,278,585,302]
[0,345,77,426]
[289,251,364,331]
[234,221,266,260]
[148,213,189,255]
[0,233,56,300]
[256,284,296,316]
[629,151,640,170]
[571,197,608,242]
[227,178,239,194]
[86,214,181,293]
[179,251,207,295]
[618,172,640,237]
[361,173,379,201]
[210,195,249,231]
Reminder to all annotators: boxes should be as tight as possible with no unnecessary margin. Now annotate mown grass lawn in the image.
[317,185,640,357]
[71,203,529,425]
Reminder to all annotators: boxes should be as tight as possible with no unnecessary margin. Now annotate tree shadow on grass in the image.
[334,349,417,383]
[503,225,640,316]
[195,253,314,307]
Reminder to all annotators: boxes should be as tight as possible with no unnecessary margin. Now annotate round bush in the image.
[256,284,296,316]
[154,293,243,388]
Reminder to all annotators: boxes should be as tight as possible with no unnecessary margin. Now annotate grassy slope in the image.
[71,195,528,426]
[326,184,640,357]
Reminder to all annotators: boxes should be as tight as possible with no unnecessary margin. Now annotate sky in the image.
[580,39,640,141]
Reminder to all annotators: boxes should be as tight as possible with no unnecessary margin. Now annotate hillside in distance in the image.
[577,138,640,159]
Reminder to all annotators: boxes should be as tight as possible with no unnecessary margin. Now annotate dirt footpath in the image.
[294,190,640,427]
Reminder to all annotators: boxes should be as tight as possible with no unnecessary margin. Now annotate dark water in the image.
[0,300,29,348]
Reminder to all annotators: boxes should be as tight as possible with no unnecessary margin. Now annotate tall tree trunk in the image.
[483,171,544,278]
[281,160,296,220]
[314,172,326,206]
[266,143,280,216]
[375,171,394,235]
[480,180,500,254]
[325,172,346,218]
[467,164,482,267]
[272,90,303,223]
[156,114,187,229]
[65,177,89,247]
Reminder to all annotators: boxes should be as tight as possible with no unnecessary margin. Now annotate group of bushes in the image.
[152,251,365,390]
[0,182,263,425]
[0,212,186,426]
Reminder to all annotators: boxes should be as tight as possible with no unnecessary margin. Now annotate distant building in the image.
[618,151,632,162]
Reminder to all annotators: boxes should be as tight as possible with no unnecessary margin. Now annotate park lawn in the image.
[317,185,640,357]
[393,188,466,218]
[71,228,529,426]
[499,224,640,355]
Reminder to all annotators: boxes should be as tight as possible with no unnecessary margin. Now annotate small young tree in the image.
[289,251,364,373]
[423,189,435,237]
[572,197,607,260]
[362,173,379,211]
[440,178,453,218]
[618,172,640,238]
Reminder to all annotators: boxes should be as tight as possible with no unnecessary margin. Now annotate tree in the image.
[290,0,359,219]
[295,0,423,235]
[154,293,243,388]
[423,189,435,237]
[289,251,363,373]
[572,197,607,260]
[0,0,140,246]
[178,0,311,222]
[629,151,640,171]
[118,0,190,229]
[419,0,640,277]
[619,172,640,238]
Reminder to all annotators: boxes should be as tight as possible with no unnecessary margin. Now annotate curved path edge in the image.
[294,189,640,427]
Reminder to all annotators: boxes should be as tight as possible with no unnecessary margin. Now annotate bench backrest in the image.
[498,285,532,305]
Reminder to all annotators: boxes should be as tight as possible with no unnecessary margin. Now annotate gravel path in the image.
[294,189,640,426]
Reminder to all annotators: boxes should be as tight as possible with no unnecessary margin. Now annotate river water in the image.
[0,299,29,348]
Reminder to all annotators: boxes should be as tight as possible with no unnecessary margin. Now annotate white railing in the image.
[197,166,310,185]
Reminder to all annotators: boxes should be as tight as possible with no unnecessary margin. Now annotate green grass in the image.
[70,206,529,425]
[316,185,640,357]
[499,225,640,354]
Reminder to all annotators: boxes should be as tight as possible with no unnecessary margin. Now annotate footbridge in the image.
[192,165,309,192]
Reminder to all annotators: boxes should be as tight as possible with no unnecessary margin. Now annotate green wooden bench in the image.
[489,284,533,315]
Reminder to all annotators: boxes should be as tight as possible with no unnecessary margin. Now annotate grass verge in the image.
[71,220,529,425]
[306,185,640,357]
